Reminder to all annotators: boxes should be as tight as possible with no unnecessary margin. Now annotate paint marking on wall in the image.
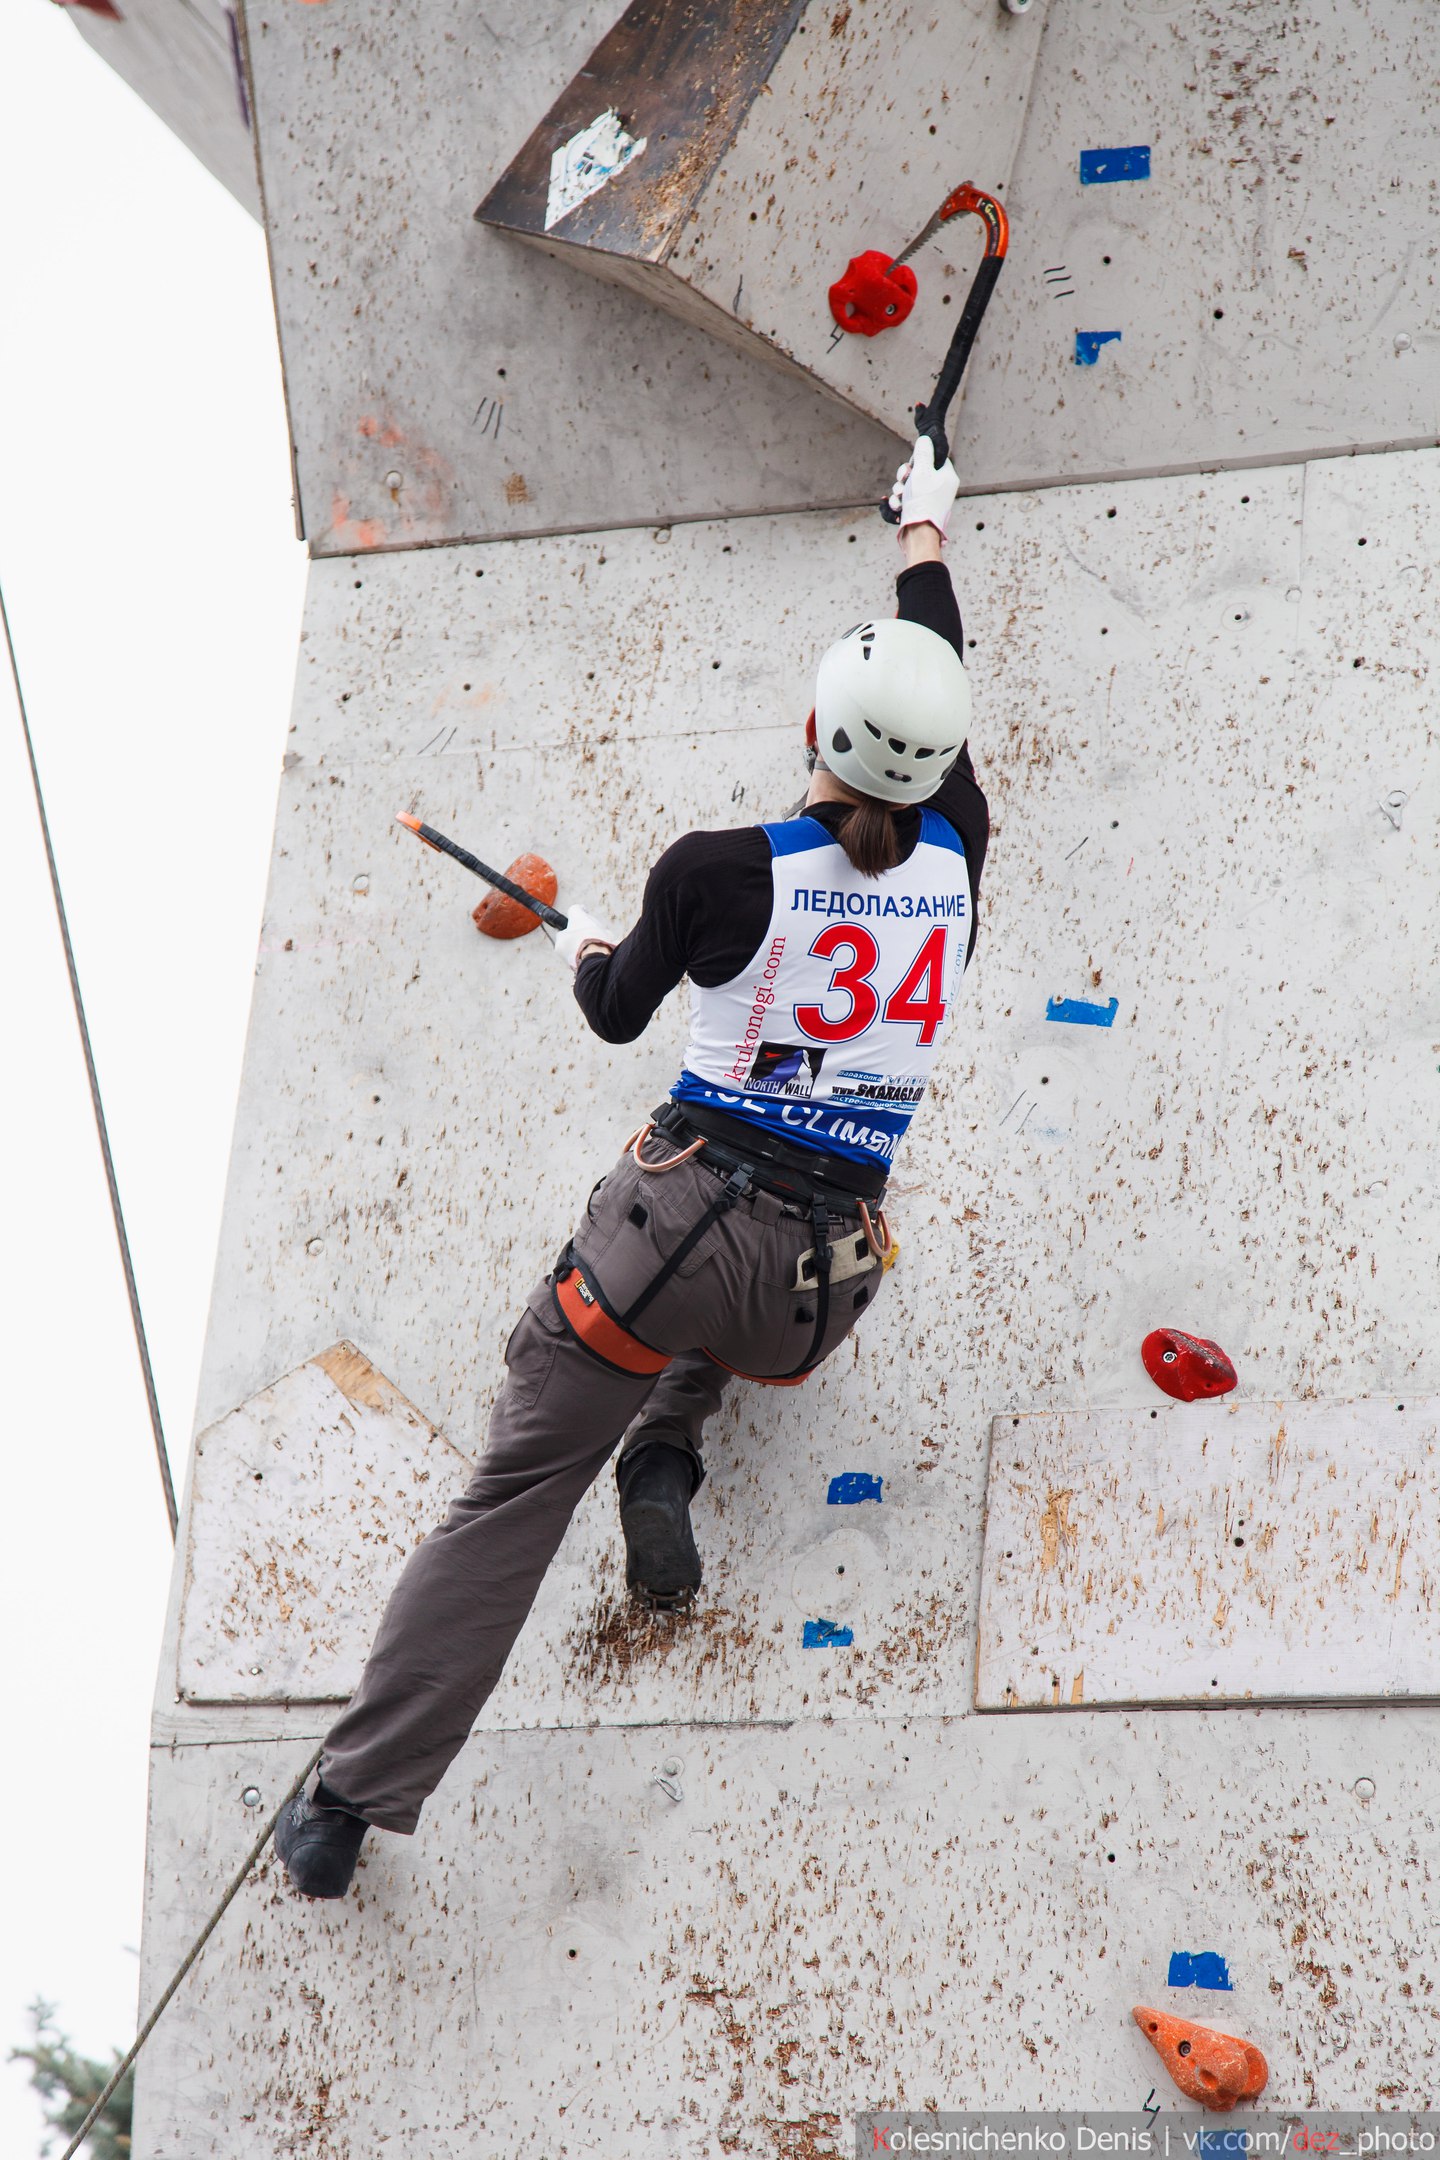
[1080,145,1151,185]
[1046,994,1119,1026]
[803,1618,854,1648]
[545,110,648,231]
[1167,1951,1235,1991]
[828,1473,884,1505]
[1074,333,1122,368]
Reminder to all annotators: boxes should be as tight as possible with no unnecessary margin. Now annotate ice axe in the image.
[879,183,1009,517]
[395,812,567,937]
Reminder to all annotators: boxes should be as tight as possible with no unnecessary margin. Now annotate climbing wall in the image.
[130,0,1440,2153]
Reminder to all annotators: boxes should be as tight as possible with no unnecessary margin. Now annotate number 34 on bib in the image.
[796,923,950,1045]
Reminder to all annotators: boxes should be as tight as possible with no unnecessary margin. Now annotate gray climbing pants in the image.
[320,1131,886,1832]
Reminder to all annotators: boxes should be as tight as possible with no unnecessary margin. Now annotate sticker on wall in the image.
[1075,332,1122,367]
[546,110,648,232]
[828,1473,884,1505]
[1046,994,1119,1026]
[1080,146,1151,185]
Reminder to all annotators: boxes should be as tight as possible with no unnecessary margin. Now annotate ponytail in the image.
[836,797,903,879]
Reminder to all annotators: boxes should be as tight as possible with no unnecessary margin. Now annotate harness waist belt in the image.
[652,1099,888,1206]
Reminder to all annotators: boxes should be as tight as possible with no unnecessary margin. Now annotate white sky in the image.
[0,9,305,2150]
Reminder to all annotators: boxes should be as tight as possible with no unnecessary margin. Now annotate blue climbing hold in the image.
[803,1618,854,1648]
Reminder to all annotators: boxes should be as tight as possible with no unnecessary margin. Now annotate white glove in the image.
[887,433,959,538]
[552,904,616,970]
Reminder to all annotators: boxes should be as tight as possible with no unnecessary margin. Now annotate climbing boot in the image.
[274,1782,370,1899]
[618,1445,702,1610]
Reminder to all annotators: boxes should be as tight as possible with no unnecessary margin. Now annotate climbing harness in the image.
[551,1105,893,1388]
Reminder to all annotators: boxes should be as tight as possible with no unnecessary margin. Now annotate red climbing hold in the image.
[472,853,558,940]
[1133,2007,1268,2112]
[1142,1328,1238,1402]
[828,251,918,337]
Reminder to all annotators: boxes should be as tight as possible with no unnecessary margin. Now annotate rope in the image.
[1,575,178,1539]
[60,1741,325,2159]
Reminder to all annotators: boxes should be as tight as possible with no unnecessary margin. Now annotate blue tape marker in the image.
[1075,331,1122,367]
[1080,145,1151,185]
[803,1618,854,1648]
[1046,994,1119,1027]
[828,1472,884,1505]
[1168,1950,1234,1991]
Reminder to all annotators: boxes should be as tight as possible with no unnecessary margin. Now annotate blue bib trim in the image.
[670,1069,909,1170]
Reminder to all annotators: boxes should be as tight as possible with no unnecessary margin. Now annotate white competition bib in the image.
[673,810,969,1170]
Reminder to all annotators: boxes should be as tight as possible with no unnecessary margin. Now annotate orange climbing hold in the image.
[471,853,558,940]
[1132,2007,1268,2112]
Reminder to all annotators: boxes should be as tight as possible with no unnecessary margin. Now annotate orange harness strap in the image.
[552,1263,672,1378]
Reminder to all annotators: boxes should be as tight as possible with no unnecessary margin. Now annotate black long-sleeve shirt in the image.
[575,558,989,1044]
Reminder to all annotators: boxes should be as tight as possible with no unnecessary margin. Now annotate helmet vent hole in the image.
[863,720,882,740]
[884,770,913,784]
[914,746,935,759]
[831,727,852,754]
[861,643,872,661]
[888,737,906,753]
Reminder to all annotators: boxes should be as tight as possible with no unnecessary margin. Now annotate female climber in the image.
[276,435,989,1896]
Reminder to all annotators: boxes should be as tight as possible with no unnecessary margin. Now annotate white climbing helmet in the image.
[813,618,971,805]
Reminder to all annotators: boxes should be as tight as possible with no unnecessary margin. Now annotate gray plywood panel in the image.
[977,1398,1440,1711]
[133,1713,1440,2154]
[242,0,903,553]
[953,0,1440,489]
[177,1342,471,1703]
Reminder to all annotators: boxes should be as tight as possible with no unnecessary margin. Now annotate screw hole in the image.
[1106,508,1116,519]
[1213,308,1224,319]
